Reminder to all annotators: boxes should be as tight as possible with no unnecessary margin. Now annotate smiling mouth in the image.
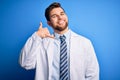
[58,20,64,25]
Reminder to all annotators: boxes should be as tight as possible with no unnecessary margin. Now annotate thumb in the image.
[39,22,43,29]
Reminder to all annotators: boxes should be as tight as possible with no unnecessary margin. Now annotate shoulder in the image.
[70,30,94,50]
[70,30,91,43]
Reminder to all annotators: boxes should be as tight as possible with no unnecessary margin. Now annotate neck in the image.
[54,27,69,35]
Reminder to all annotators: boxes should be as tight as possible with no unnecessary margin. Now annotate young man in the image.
[19,2,99,80]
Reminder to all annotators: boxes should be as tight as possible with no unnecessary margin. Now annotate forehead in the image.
[49,7,64,15]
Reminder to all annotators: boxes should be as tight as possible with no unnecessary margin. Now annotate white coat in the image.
[19,30,99,80]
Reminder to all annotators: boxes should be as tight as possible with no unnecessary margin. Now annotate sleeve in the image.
[19,32,43,70]
[85,40,99,80]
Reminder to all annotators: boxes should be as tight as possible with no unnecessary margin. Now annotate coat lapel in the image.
[46,38,54,79]
[69,31,87,79]
[46,38,59,79]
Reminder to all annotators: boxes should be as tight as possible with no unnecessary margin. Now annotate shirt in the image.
[19,29,99,80]
[51,29,71,80]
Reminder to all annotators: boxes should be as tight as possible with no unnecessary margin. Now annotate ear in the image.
[47,21,52,26]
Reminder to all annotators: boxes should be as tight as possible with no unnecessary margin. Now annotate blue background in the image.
[0,0,120,80]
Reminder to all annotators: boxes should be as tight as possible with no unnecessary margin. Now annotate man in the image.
[19,2,99,80]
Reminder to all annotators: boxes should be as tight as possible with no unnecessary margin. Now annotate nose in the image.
[57,15,62,20]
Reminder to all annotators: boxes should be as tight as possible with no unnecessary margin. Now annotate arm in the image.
[85,40,99,80]
[19,22,54,70]
[19,32,43,70]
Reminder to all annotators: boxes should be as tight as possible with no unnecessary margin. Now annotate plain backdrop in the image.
[0,0,120,80]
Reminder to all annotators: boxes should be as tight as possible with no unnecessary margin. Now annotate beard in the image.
[53,22,68,31]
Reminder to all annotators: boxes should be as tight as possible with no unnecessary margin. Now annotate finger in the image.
[44,28,50,34]
[46,34,54,38]
[39,22,43,29]
[49,34,54,37]
[42,34,45,38]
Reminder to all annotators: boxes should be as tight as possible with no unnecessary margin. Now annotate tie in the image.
[59,35,68,80]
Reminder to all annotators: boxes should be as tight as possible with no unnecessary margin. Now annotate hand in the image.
[37,22,54,38]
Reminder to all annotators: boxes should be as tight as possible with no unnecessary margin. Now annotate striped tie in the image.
[59,35,68,80]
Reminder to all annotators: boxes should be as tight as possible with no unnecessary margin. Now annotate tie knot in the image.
[60,35,66,42]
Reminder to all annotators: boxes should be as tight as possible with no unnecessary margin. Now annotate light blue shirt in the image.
[51,29,71,80]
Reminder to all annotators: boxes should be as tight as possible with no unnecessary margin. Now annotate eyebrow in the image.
[61,11,65,13]
[50,11,65,17]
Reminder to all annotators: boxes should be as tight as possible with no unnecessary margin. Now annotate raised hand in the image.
[37,22,54,38]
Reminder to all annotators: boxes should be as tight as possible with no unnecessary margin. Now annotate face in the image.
[48,7,68,32]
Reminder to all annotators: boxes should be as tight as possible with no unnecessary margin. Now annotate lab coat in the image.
[19,30,99,80]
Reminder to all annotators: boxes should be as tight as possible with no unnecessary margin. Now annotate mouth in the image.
[58,20,65,25]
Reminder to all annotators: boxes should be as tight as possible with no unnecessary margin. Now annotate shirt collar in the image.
[54,29,71,40]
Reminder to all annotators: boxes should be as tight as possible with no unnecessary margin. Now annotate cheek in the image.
[65,16,68,21]
[51,19,57,24]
